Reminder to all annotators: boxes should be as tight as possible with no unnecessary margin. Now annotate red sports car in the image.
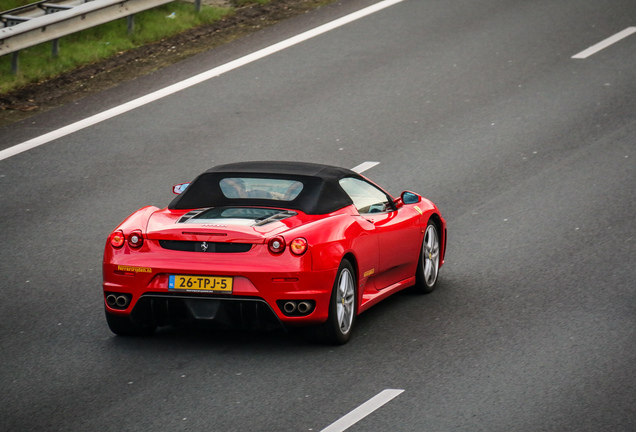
[103,161,446,344]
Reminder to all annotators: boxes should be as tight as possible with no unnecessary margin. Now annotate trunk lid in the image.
[145,207,298,243]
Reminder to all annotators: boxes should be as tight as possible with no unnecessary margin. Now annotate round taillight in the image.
[268,236,286,254]
[290,237,307,255]
[128,230,144,248]
[110,230,125,248]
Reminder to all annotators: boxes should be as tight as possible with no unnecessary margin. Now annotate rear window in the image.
[219,178,303,201]
[188,207,293,226]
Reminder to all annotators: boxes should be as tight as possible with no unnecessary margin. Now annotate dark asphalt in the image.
[1,0,635,430]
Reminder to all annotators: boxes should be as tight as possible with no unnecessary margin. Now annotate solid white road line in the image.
[320,389,404,432]
[351,161,380,173]
[0,0,407,163]
[572,27,636,59]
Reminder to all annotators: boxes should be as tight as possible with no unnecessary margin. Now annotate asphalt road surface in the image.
[1,0,635,430]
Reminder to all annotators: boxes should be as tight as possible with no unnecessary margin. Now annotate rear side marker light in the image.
[268,236,286,254]
[290,238,308,255]
[110,230,125,248]
[128,230,144,248]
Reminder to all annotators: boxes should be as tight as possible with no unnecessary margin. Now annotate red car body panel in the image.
[102,162,446,333]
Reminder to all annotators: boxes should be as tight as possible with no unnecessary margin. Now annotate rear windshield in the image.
[219,178,303,201]
[188,207,294,226]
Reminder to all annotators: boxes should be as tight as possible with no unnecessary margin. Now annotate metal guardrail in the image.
[1,0,91,28]
[0,0,175,57]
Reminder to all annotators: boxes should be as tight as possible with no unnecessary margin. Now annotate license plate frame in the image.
[169,275,233,293]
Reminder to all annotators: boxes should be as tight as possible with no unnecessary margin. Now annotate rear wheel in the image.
[318,260,356,345]
[414,220,440,294]
[105,309,156,336]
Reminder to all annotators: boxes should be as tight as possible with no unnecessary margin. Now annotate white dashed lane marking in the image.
[319,389,404,432]
[351,161,380,173]
[572,27,636,59]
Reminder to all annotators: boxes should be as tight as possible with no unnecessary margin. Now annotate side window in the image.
[339,177,392,214]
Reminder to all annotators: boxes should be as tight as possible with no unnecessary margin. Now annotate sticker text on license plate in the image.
[169,275,233,293]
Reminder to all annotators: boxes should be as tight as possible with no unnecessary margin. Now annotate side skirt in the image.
[358,276,416,314]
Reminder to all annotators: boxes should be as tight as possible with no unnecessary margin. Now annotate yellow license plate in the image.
[169,275,232,293]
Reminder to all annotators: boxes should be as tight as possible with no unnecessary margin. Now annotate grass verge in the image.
[0,0,336,127]
[0,1,234,94]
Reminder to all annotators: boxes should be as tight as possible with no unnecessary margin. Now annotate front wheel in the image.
[414,220,440,294]
[318,260,356,345]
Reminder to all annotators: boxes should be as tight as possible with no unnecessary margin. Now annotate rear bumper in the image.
[127,293,283,331]
[103,253,337,329]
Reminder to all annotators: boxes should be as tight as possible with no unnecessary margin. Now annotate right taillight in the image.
[268,236,286,254]
[110,230,125,248]
[290,238,308,255]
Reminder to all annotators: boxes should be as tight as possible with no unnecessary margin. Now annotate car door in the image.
[339,178,422,289]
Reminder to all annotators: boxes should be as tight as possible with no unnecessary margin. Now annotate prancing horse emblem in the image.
[200,241,209,252]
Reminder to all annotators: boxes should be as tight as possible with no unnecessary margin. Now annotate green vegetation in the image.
[0,1,235,94]
[2,0,35,10]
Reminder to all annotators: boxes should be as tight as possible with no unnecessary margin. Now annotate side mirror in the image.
[401,191,421,204]
[173,183,190,194]
[393,197,404,209]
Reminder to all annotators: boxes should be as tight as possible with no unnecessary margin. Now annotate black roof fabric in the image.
[168,161,365,214]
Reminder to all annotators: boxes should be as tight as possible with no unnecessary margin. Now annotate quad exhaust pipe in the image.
[281,300,314,316]
[106,294,131,309]
[297,301,311,314]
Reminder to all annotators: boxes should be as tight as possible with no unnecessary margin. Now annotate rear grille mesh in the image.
[159,240,253,253]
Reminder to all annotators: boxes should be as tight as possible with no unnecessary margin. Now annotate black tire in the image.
[105,309,156,336]
[318,260,357,345]
[414,220,441,294]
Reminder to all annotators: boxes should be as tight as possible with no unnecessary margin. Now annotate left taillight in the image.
[110,230,125,248]
[128,230,144,249]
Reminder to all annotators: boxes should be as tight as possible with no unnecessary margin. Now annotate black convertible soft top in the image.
[168,161,366,214]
